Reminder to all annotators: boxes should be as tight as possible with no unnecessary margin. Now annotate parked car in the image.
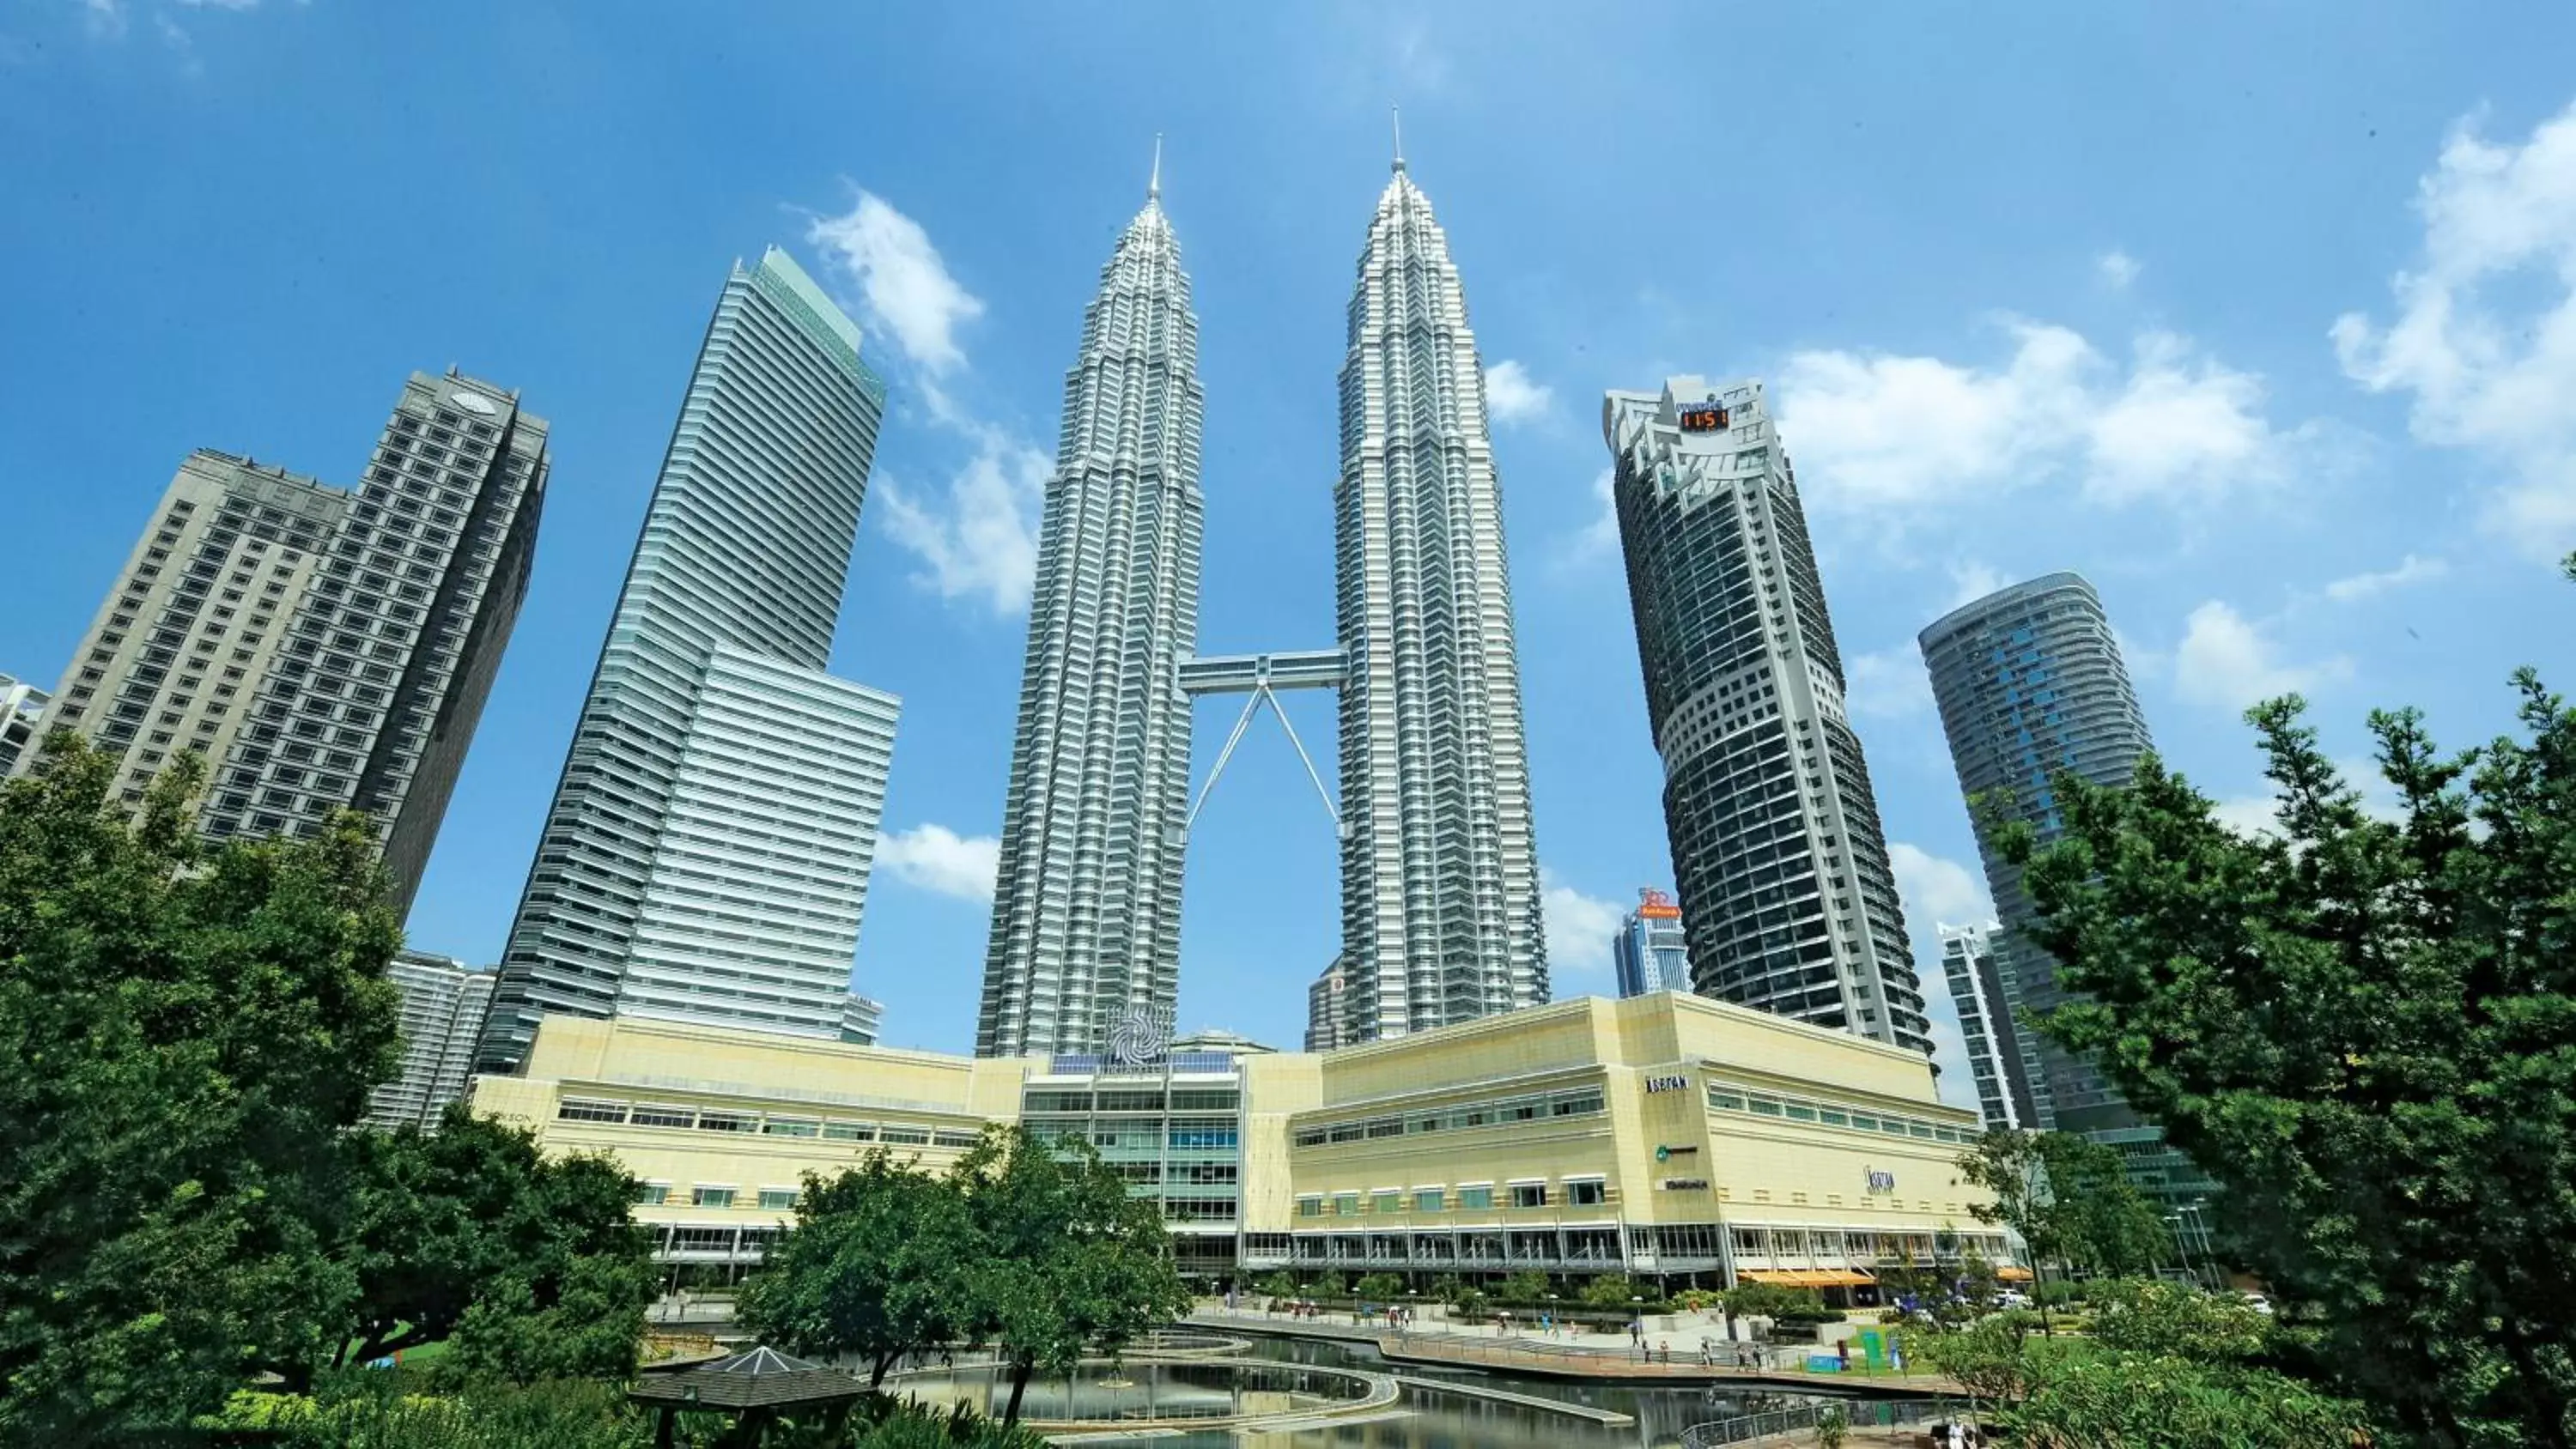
[1994,1288,2032,1311]
[2240,1294,2274,1316]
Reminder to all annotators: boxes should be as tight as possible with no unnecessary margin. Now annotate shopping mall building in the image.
[469,991,2009,1297]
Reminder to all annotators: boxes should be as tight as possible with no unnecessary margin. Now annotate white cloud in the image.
[1483,360,1554,427]
[875,823,999,902]
[2322,553,2449,603]
[1540,867,1627,975]
[874,426,1048,615]
[807,191,986,375]
[1944,559,2008,612]
[82,0,127,38]
[1887,842,1994,932]
[1845,646,1933,720]
[1778,319,2321,525]
[2174,601,2352,712]
[1557,466,1620,567]
[2332,98,2576,557]
[2098,249,2142,289]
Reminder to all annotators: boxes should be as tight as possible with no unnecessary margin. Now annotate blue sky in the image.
[7,3,2573,1105]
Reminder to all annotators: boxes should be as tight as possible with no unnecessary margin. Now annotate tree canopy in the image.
[1957,1126,2171,1316]
[2004,657,2576,1445]
[951,1126,1191,1426]
[736,1150,981,1386]
[0,736,403,1439]
[339,1107,653,1374]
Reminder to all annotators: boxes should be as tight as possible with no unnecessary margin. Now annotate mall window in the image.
[557,1099,627,1124]
[1414,1189,1443,1213]
[692,1186,736,1209]
[761,1118,819,1137]
[1567,1179,1608,1207]
[757,1189,799,1211]
[880,1126,930,1145]
[1457,1185,1494,1210]
[1297,1197,1324,1218]
[1510,1182,1547,1210]
[822,1121,876,1142]
[933,1130,981,1149]
[1332,1192,1359,1217]
[630,1105,696,1130]
[1371,1191,1401,1215]
[635,1183,669,1206]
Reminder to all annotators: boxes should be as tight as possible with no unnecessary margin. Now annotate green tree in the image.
[738,1152,980,1386]
[0,739,403,1440]
[951,1126,1189,1428]
[1351,1272,1405,1302]
[1495,1270,1552,1306]
[337,1108,650,1370]
[2002,659,2576,1446]
[1580,1274,1645,1309]
[1957,1128,2168,1328]
[438,1251,657,1388]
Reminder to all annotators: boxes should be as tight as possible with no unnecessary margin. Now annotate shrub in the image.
[1352,1273,1406,1302]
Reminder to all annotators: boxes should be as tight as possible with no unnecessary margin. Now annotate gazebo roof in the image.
[630,1345,869,1411]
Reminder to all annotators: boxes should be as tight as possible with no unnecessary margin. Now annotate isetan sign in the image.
[1643,1074,1690,1094]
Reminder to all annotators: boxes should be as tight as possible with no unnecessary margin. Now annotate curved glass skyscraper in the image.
[1332,154,1546,1041]
[1603,377,1929,1053]
[976,167,1204,1058]
[478,249,895,1072]
[1917,572,2148,1131]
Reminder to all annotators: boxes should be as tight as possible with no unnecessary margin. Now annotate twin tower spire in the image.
[974,136,1546,1059]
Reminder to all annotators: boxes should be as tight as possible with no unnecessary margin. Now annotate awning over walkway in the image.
[1735,1269,1875,1288]
[1996,1266,2034,1282]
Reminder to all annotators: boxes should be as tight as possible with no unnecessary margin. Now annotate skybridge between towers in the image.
[1177,649,1347,839]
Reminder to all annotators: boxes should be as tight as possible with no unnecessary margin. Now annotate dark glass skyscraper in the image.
[1603,377,1929,1053]
[1919,573,2212,1205]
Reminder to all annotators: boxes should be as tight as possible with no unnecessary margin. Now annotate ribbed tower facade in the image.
[1604,377,1931,1054]
[1332,155,1547,1043]
[975,168,1204,1058]
[479,249,893,1072]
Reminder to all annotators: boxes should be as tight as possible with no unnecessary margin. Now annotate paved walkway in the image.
[1186,1310,1955,1397]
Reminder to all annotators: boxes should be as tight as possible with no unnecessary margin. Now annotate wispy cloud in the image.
[1888,842,1994,931]
[1556,466,1620,569]
[1483,360,1554,427]
[1540,866,1626,976]
[2322,553,2449,603]
[875,822,999,902]
[808,191,986,376]
[1845,646,1933,720]
[2174,601,2352,712]
[2097,249,2142,289]
[2333,98,2576,559]
[804,189,1045,616]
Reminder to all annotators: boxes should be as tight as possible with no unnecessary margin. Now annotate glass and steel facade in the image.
[1937,921,2034,1131]
[1332,158,1546,1042]
[1602,377,1930,1053]
[198,374,547,918]
[1611,891,1690,999]
[480,250,890,1071]
[367,949,499,1130]
[1020,1053,1246,1280]
[978,179,1204,1058]
[1918,572,2214,1208]
[0,674,52,776]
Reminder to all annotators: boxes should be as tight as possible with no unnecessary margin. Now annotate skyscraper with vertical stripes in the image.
[975,158,1204,1058]
[477,248,896,1073]
[1331,149,1547,1042]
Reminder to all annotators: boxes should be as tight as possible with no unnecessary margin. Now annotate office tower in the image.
[976,159,1204,1058]
[478,250,893,1072]
[1919,573,2210,1204]
[200,373,547,917]
[366,949,498,1131]
[15,453,346,805]
[840,992,884,1046]
[1,673,52,776]
[1602,377,1931,1052]
[1332,148,1546,1043]
[1938,921,2035,1131]
[1304,955,1348,1052]
[1611,888,1690,998]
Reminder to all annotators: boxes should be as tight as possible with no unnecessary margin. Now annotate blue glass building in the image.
[1610,889,1690,998]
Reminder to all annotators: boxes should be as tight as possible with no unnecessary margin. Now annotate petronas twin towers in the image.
[975,143,1547,1058]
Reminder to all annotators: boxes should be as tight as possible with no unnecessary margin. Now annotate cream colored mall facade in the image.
[471,991,2011,1295]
